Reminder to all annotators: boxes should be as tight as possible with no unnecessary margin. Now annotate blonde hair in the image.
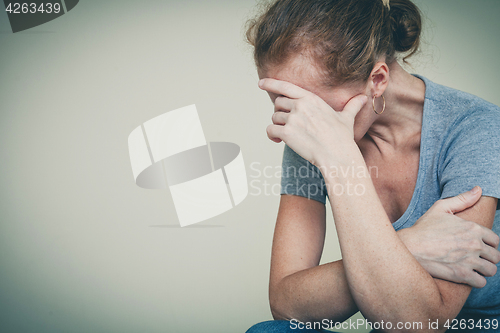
[246,0,422,86]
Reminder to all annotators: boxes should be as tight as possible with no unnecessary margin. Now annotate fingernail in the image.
[471,186,481,194]
[258,79,264,88]
[361,95,368,104]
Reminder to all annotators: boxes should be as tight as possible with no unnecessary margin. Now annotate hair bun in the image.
[389,0,422,57]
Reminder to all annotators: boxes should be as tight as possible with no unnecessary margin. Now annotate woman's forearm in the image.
[271,233,456,324]
[321,152,451,326]
[270,229,442,324]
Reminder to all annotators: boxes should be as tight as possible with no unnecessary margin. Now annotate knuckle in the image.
[433,199,446,210]
[455,268,475,285]
[468,239,483,252]
[474,239,484,251]
[281,125,291,140]
[288,114,299,127]
[471,222,483,233]
[282,86,293,98]
[294,98,305,110]
[271,112,281,124]
[460,268,485,288]
[457,193,468,203]
[465,221,479,233]
[455,266,469,280]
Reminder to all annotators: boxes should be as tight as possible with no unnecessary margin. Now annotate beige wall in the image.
[0,1,498,332]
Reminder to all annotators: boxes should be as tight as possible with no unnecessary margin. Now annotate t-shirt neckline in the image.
[391,74,430,230]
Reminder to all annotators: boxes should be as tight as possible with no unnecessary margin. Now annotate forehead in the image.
[258,55,325,95]
[258,55,364,108]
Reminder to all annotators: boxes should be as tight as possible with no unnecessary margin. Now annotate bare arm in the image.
[269,192,499,324]
[269,194,357,323]
[323,160,497,332]
[270,192,500,325]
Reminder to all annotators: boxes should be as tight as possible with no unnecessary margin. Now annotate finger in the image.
[466,273,487,289]
[266,124,285,143]
[473,259,498,278]
[272,111,289,125]
[259,78,308,99]
[454,266,487,288]
[274,96,293,112]
[480,245,500,265]
[481,227,500,249]
[435,186,482,214]
[341,94,368,119]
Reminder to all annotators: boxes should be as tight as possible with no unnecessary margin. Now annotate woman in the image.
[245,0,500,332]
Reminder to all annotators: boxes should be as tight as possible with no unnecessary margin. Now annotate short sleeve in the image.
[439,107,500,210]
[280,144,328,204]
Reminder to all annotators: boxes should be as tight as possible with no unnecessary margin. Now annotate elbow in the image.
[431,313,463,333]
[270,299,293,321]
[269,282,293,321]
[427,299,467,332]
[269,293,288,321]
[362,300,460,333]
[401,308,461,333]
[270,304,287,321]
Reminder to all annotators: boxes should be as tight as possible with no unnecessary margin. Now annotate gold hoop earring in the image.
[373,95,386,115]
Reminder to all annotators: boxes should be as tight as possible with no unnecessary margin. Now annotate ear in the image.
[369,61,389,98]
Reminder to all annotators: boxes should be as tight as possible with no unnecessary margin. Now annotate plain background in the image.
[0,1,499,332]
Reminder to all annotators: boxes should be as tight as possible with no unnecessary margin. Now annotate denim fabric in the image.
[245,320,334,333]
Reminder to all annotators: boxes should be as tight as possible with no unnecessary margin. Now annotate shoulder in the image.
[421,77,500,208]
[418,75,500,137]
[421,75,500,115]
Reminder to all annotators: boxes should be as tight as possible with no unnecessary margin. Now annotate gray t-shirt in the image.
[280,75,500,324]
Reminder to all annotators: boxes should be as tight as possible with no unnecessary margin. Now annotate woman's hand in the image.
[398,187,500,288]
[259,78,367,168]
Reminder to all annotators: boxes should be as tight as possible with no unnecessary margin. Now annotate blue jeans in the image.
[245,320,334,333]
